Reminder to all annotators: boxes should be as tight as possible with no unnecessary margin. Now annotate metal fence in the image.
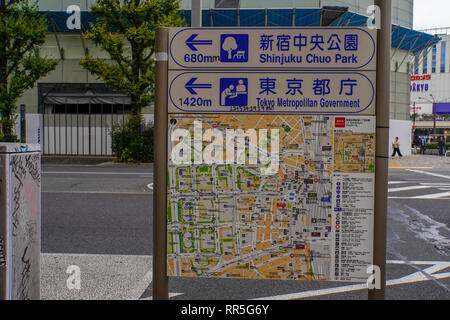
[41,103,129,156]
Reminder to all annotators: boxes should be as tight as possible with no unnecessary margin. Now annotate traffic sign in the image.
[168,71,376,114]
[169,27,377,70]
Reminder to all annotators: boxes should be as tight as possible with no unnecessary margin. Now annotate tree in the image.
[0,0,58,141]
[80,0,184,132]
[222,36,237,59]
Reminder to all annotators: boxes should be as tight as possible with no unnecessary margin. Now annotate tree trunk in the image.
[129,38,143,133]
[0,0,11,139]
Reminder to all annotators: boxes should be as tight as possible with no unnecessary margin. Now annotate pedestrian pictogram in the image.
[219,78,248,106]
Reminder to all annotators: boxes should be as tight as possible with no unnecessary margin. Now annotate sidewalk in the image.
[389,154,450,169]
[40,253,152,300]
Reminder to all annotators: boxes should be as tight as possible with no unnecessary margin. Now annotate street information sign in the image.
[164,27,376,283]
[169,27,376,70]
[168,71,375,114]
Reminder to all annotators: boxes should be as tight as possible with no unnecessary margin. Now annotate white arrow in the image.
[252,260,450,300]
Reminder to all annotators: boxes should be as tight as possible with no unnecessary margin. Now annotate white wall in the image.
[389,119,412,156]
[26,114,42,145]
[144,114,154,125]
[410,102,432,115]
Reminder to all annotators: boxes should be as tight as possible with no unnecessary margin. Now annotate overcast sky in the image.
[414,0,450,30]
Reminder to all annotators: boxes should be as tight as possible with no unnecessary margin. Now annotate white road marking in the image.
[388,185,432,193]
[42,190,151,195]
[389,191,450,199]
[406,169,450,180]
[253,283,368,300]
[410,191,450,199]
[43,171,153,176]
[129,268,154,300]
[388,182,450,199]
[147,183,153,190]
[387,261,450,285]
[388,181,409,185]
[126,254,184,300]
[252,260,450,300]
[140,293,184,300]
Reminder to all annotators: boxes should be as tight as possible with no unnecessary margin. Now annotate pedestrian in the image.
[420,137,426,154]
[438,136,446,156]
[391,137,402,158]
[415,136,423,154]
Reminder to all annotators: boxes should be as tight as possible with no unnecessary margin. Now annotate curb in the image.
[41,155,155,167]
[42,155,117,165]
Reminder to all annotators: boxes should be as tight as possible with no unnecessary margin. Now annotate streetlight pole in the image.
[430,94,436,137]
[418,95,438,139]
[192,0,202,27]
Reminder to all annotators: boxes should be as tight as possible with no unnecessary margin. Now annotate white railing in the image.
[419,27,450,35]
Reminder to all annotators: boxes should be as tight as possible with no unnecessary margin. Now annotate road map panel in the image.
[167,114,375,282]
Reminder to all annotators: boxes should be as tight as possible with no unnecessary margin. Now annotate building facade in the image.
[14,0,431,156]
[410,30,450,137]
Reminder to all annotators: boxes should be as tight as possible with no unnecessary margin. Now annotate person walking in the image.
[420,136,426,154]
[392,137,402,158]
[414,136,423,155]
[438,136,446,156]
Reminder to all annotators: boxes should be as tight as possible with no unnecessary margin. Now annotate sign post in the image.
[154,23,384,299]
[153,27,169,300]
[369,0,391,300]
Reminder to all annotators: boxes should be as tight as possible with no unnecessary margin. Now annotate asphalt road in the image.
[41,164,449,300]
[42,165,154,255]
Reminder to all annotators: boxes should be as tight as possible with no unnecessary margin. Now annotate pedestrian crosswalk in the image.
[388,181,450,199]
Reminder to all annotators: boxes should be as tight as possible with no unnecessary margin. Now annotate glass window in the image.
[432,45,437,73]
[414,54,419,74]
[423,50,428,74]
[441,41,446,73]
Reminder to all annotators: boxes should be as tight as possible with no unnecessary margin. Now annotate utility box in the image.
[0,144,40,300]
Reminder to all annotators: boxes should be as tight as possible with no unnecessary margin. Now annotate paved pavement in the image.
[40,158,449,300]
[389,153,450,169]
[41,253,152,300]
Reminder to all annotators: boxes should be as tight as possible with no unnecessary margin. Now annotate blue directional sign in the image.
[169,27,377,70]
[168,71,376,115]
[184,78,212,94]
[185,34,213,51]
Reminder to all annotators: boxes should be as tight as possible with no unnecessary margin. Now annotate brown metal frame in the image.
[153,27,169,300]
